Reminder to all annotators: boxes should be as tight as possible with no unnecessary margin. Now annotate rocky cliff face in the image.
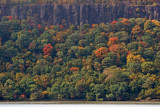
[0,4,160,25]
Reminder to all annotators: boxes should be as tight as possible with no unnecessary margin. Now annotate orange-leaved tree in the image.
[70,67,79,72]
[131,25,143,40]
[43,44,54,55]
[107,37,119,46]
[95,47,108,59]
[37,24,41,29]
[111,21,118,26]
[121,18,130,26]
[92,24,98,28]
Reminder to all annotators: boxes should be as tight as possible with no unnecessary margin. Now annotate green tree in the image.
[10,20,21,32]
[114,31,130,43]
[4,46,17,60]
[154,59,160,72]
[94,36,106,44]
[93,84,105,101]
[2,79,16,100]
[141,62,157,74]
[86,92,96,101]
[51,84,60,99]
[16,31,31,49]
[127,62,141,73]
[75,79,89,99]
[144,20,156,31]
[106,82,129,101]
[101,52,117,68]
[60,82,70,99]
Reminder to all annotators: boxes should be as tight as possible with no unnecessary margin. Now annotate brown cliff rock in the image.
[0,4,160,25]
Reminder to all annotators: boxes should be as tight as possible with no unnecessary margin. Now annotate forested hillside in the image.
[0,16,160,101]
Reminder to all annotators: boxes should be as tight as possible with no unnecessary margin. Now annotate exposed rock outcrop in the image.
[0,4,160,25]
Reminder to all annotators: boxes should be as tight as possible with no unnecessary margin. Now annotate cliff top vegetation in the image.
[0,0,160,5]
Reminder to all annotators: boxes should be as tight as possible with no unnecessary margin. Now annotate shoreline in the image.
[0,101,160,105]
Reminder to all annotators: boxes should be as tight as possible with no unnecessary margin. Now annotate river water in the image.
[0,101,160,107]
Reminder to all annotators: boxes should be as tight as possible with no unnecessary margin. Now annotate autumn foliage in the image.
[109,44,119,53]
[111,21,118,26]
[0,16,160,101]
[121,18,130,26]
[7,16,14,20]
[60,25,64,29]
[131,25,143,37]
[37,24,41,29]
[70,67,79,72]
[152,20,160,27]
[92,24,98,28]
[127,52,145,63]
[20,94,25,99]
[95,47,108,59]
[43,44,54,55]
[107,37,119,46]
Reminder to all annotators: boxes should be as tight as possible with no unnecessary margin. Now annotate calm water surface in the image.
[0,101,160,107]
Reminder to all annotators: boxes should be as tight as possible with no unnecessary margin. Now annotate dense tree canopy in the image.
[0,16,160,101]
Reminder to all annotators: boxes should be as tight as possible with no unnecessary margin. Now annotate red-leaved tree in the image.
[7,16,14,20]
[60,25,63,29]
[109,44,120,53]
